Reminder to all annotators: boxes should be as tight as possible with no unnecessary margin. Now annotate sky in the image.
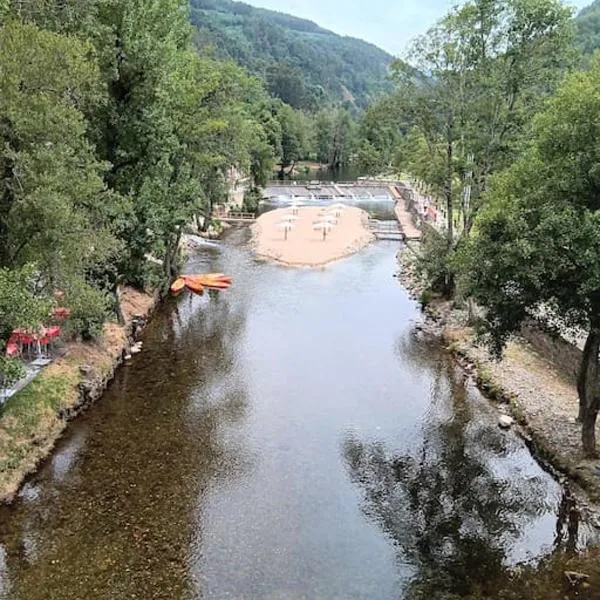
[244,0,590,56]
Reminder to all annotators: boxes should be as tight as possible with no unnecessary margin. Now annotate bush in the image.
[242,189,262,213]
[64,284,110,341]
[415,227,455,297]
[0,355,25,390]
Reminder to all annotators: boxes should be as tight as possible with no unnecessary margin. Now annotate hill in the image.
[575,0,600,57]
[189,0,394,109]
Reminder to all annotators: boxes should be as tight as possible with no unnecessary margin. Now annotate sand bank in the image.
[251,205,374,267]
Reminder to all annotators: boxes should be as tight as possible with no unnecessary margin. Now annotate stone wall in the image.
[520,323,582,384]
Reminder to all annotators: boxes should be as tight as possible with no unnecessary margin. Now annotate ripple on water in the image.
[0,231,592,600]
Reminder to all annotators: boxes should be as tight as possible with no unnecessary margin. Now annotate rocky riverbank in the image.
[397,248,600,513]
[0,287,156,503]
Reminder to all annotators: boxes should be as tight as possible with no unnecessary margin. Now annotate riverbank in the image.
[251,205,374,267]
[0,287,155,503]
[397,250,600,507]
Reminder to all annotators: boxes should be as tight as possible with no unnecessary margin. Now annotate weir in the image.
[264,179,423,242]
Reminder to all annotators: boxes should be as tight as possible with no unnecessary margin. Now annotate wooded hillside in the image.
[576,0,600,56]
[189,0,394,109]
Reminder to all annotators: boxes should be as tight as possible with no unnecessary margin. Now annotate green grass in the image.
[0,372,75,476]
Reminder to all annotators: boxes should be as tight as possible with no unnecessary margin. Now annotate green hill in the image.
[575,0,600,57]
[189,0,394,109]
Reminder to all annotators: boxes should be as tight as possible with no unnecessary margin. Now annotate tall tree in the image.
[392,0,573,237]
[460,56,600,456]
[0,19,116,299]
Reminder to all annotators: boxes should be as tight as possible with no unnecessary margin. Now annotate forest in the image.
[189,0,394,109]
[4,0,600,458]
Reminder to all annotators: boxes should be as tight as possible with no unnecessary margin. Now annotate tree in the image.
[391,0,573,238]
[357,94,404,174]
[0,20,117,324]
[460,57,600,456]
[265,61,317,111]
[275,103,307,178]
[313,108,355,170]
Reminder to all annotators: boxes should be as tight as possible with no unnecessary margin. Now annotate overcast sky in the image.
[245,0,589,56]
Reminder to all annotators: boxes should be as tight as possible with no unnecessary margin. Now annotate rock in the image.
[124,354,132,361]
[498,414,514,429]
[130,345,142,355]
[79,364,93,377]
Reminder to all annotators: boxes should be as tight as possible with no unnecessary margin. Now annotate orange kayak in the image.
[185,280,205,295]
[203,282,231,290]
[170,278,186,294]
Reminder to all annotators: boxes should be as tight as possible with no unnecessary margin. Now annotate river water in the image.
[0,222,586,599]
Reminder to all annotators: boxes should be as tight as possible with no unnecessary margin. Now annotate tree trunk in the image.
[577,328,600,457]
[113,284,125,326]
[444,137,453,244]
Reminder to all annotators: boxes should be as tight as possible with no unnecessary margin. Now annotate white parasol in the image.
[327,203,346,217]
[314,214,337,225]
[277,221,295,240]
[313,221,335,240]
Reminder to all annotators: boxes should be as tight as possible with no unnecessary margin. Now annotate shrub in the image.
[64,284,110,341]
[415,227,455,297]
[242,189,262,213]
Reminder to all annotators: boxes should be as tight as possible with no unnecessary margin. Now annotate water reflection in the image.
[0,240,252,600]
[343,332,558,598]
[0,235,587,599]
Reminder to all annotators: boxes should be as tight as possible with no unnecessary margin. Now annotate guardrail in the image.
[214,211,256,222]
[265,180,403,188]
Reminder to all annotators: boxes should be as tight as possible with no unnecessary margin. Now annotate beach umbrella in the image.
[277,221,295,240]
[327,203,346,217]
[313,221,335,241]
[290,200,303,215]
[314,214,337,225]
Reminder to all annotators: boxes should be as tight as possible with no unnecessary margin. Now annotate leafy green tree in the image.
[0,265,52,343]
[358,94,405,173]
[575,0,600,59]
[265,61,317,111]
[0,19,117,315]
[460,57,600,456]
[275,103,307,178]
[313,108,355,170]
[391,0,573,240]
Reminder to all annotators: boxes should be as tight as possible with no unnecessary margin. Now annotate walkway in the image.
[394,201,422,241]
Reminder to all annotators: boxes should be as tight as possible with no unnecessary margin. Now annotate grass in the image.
[0,371,76,477]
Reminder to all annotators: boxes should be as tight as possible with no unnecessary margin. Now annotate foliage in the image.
[0,355,24,389]
[0,265,52,342]
[275,103,310,175]
[189,0,394,109]
[459,56,600,454]
[0,19,115,286]
[314,108,355,169]
[575,0,600,58]
[63,283,110,341]
[0,0,284,346]
[415,228,455,297]
[382,0,573,242]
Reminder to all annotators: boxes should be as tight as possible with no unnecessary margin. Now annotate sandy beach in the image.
[251,205,375,267]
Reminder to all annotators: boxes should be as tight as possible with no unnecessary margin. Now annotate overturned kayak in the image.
[171,273,232,296]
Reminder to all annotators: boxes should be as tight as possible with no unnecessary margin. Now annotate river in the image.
[0,220,587,599]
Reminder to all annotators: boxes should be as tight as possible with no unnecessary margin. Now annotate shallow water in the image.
[0,228,585,599]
